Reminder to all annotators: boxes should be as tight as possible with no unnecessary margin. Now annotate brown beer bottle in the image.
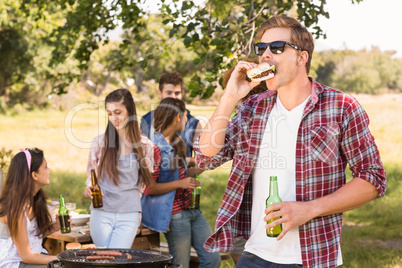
[91,169,103,208]
[58,195,71,233]
[266,176,282,237]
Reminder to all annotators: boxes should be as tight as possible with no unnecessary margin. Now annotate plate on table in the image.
[70,214,90,226]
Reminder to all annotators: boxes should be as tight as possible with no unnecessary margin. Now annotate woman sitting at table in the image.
[84,88,154,248]
[141,98,221,268]
[0,148,60,268]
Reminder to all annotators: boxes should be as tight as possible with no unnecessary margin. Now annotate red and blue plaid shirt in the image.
[194,78,386,268]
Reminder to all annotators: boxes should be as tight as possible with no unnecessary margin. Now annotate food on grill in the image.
[93,250,123,256]
[126,252,133,259]
[65,242,81,250]
[86,256,115,261]
[81,243,96,249]
[52,249,173,267]
[75,250,92,256]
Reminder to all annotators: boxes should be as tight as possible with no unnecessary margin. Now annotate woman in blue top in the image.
[141,98,221,268]
[84,88,154,248]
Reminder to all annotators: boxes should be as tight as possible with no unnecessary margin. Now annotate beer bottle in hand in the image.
[266,176,282,237]
[189,174,201,209]
[58,195,71,233]
[91,169,103,208]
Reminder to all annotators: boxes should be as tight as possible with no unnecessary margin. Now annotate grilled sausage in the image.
[93,250,123,256]
[86,256,115,261]
[75,250,91,256]
[126,253,132,260]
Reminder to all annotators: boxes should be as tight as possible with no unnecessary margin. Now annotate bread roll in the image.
[65,242,81,250]
[81,243,96,249]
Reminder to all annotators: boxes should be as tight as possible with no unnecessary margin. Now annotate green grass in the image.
[341,163,402,268]
[1,94,401,267]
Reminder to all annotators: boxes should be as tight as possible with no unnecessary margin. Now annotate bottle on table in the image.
[90,169,103,208]
[58,195,71,233]
[189,174,201,209]
[266,176,282,237]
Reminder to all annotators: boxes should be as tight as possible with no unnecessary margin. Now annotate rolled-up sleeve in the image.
[341,99,387,197]
[194,104,250,170]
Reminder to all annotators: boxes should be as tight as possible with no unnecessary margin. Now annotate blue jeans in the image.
[90,209,140,248]
[165,209,221,268]
[236,252,303,268]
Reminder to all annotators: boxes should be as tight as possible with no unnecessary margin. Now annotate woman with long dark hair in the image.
[141,98,221,268]
[84,88,154,248]
[0,148,59,267]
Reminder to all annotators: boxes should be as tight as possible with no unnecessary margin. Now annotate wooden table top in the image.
[46,224,157,242]
[47,228,92,243]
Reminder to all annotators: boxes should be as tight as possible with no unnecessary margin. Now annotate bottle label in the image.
[189,192,200,209]
[59,214,71,233]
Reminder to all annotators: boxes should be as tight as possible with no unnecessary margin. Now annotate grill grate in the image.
[58,249,172,264]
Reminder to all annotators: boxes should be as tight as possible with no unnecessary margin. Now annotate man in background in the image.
[141,71,203,176]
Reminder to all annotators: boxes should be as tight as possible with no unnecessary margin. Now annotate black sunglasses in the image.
[253,41,303,56]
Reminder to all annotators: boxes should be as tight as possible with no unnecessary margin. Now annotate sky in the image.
[312,0,402,57]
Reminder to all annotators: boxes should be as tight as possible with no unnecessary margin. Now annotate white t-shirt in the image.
[246,95,342,265]
[246,95,307,264]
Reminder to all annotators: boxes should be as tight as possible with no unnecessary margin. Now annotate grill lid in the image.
[57,249,172,264]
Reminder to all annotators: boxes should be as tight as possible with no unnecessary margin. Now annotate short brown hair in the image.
[256,15,314,74]
[158,71,183,92]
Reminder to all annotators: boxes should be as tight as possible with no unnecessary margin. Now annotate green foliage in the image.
[0,0,81,106]
[13,0,345,99]
[0,147,13,171]
[311,48,402,94]
[5,0,401,100]
[0,28,32,96]
[160,0,331,98]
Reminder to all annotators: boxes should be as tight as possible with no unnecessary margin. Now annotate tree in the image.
[83,15,199,95]
[161,0,336,98]
[0,28,32,97]
[0,0,80,107]
[311,48,402,94]
[14,0,365,99]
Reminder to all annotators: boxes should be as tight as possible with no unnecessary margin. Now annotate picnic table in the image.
[44,224,160,254]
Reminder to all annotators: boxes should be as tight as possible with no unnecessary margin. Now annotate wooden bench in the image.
[151,242,230,268]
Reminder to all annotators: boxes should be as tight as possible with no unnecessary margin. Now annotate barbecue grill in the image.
[47,248,177,268]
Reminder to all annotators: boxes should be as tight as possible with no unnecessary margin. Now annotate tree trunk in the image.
[0,170,3,193]
[135,66,144,93]
[96,72,111,96]
[0,72,7,97]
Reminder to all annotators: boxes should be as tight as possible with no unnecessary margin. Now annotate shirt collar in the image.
[256,77,324,104]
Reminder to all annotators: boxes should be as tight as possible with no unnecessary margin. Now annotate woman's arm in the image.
[147,177,200,195]
[14,214,58,264]
[143,145,200,196]
[43,214,62,237]
[85,136,102,198]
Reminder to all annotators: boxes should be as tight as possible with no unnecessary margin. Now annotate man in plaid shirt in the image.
[194,15,386,268]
